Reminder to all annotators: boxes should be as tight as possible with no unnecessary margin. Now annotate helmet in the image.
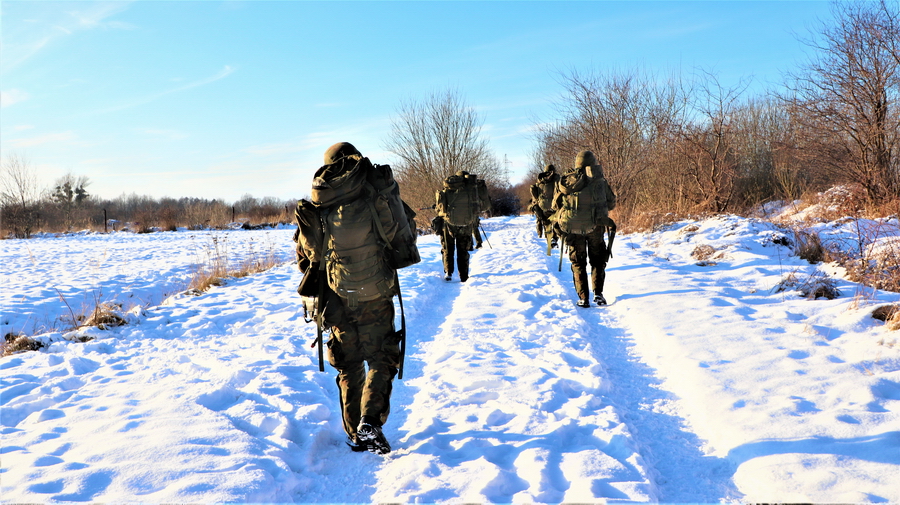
[323,142,362,165]
[574,150,597,169]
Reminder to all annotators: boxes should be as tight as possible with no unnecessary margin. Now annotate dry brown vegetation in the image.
[0,156,298,238]
[525,0,899,235]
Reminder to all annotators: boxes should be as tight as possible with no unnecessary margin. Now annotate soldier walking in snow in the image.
[435,171,489,282]
[293,142,420,454]
[550,151,616,307]
[530,163,560,252]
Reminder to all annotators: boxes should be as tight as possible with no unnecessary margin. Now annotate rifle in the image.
[395,271,407,380]
[605,219,617,263]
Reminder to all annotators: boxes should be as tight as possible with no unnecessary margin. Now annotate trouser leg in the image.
[455,228,473,281]
[567,234,590,301]
[328,297,398,435]
[587,228,609,295]
[442,228,456,276]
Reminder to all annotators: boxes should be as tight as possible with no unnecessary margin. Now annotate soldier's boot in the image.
[357,415,391,455]
[573,267,590,307]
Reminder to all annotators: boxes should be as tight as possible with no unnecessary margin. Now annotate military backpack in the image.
[552,167,612,235]
[436,173,482,227]
[294,156,420,308]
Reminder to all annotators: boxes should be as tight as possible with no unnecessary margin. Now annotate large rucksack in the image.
[552,168,611,235]
[531,168,558,213]
[294,156,420,308]
[437,173,481,227]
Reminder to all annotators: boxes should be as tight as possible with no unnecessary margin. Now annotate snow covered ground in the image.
[2,214,899,503]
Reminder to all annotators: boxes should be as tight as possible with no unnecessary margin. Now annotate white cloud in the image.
[1,89,31,108]
[3,2,134,71]
[14,125,35,131]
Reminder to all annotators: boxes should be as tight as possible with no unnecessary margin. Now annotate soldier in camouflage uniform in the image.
[295,142,400,454]
[435,171,480,282]
[553,151,616,307]
[531,164,560,250]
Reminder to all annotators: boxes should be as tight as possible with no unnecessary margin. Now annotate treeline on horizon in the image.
[3,0,899,239]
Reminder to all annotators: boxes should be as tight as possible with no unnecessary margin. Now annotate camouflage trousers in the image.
[566,227,608,301]
[441,224,473,281]
[326,296,399,441]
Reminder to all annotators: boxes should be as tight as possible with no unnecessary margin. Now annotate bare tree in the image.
[669,70,751,212]
[384,88,503,212]
[782,0,900,202]
[51,173,91,231]
[1,154,42,238]
[532,67,686,216]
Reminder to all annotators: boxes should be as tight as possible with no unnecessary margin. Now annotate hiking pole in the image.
[479,224,492,249]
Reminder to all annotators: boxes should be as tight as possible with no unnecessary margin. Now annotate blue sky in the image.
[1,0,833,202]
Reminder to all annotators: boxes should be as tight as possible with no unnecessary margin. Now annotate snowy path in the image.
[373,219,659,502]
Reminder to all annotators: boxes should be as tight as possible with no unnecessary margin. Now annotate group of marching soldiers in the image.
[432,150,617,309]
[293,143,616,457]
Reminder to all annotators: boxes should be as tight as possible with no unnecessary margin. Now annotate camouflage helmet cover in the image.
[323,142,362,165]
[574,150,597,169]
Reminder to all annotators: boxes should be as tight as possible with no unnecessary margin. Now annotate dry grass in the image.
[617,210,686,234]
[775,270,842,300]
[794,230,828,264]
[1,333,46,357]
[187,234,284,294]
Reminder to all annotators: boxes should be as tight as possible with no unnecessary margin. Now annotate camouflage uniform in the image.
[531,164,559,249]
[326,295,400,439]
[442,223,473,281]
[566,229,609,302]
[295,142,400,453]
[555,151,616,306]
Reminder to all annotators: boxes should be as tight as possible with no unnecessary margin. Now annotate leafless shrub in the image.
[691,244,716,262]
[1,333,45,357]
[775,270,842,299]
[83,302,127,330]
[795,230,827,263]
[187,234,284,293]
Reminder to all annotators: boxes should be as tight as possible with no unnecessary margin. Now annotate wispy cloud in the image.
[98,65,237,114]
[1,89,31,108]
[3,2,135,71]
[7,131,77,148]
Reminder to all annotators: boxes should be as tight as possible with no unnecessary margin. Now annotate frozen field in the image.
[1,214,899,503]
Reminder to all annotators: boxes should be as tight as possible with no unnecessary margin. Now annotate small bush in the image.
[691,244,716,262]
[775,271,841,300]
[2,333,45,357]
[795,230,826,263]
